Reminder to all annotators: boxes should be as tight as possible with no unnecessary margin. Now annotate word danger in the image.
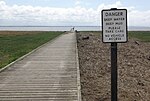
[105,12,123,16]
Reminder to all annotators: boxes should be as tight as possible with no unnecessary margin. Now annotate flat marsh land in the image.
[0,31,62,69]
[129,31,150,42]
[77,31,150,101]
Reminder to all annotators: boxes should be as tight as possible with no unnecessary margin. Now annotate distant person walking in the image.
[70,27,75,32]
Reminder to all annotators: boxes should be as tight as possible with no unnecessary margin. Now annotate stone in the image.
[135,41,140,45]
[82,36,89,40]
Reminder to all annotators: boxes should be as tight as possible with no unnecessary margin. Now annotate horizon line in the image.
[0,26,150,28]
[0,26,100,27]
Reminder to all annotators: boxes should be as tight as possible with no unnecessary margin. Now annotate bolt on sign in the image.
[102,9,127,43]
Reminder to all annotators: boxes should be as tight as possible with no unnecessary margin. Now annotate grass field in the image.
[0,31,62,69]
[129,31,150,42]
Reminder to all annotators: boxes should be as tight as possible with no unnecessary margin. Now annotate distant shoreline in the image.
[0,26,100,27]
[0,26,150,31]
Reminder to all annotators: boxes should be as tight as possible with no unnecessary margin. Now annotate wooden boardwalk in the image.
[0,32,81,101]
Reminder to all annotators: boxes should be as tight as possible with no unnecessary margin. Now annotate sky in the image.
[0,0,150,26]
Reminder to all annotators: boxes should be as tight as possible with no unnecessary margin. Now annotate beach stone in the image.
[135,41,140,45]
[82,36,89,40]
[147,56,150,60]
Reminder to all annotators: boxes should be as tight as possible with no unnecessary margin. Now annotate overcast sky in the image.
[0,0,150,26]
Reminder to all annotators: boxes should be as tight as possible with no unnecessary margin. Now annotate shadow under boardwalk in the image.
[0,32,81,101]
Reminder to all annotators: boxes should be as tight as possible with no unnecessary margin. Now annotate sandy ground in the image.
[77,32,150,101]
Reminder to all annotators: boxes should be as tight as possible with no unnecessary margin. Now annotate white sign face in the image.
[102,9,127,43]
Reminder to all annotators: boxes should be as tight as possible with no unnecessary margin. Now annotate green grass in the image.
[129,31,150,42]
[0,31,62,69]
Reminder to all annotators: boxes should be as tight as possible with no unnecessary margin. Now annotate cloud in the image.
[0,1,98,26]
[0,1,150,26]
[75,0,81,6]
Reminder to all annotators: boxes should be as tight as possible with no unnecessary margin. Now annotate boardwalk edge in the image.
[0,33,63,73]
[75,32,82,101]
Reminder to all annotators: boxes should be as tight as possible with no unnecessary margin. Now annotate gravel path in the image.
[77,32,150,101]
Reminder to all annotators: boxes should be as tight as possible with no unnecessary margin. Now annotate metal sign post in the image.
[111,42,117,101]
[101,8,127,101]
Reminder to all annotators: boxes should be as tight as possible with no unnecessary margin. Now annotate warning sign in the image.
[102,9,128,43]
